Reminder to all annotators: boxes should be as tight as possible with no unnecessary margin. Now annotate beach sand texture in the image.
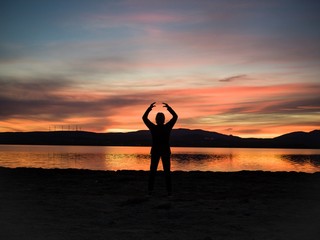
[1,167,320,240]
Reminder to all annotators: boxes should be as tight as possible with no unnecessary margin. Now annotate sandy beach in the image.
[1,167,320,240]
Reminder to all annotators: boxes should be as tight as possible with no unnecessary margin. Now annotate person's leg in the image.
[162,154,172,195]
[148,154,160,194]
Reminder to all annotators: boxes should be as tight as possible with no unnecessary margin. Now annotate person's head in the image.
[156,112,165,125]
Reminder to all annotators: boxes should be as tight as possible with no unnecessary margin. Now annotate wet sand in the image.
[1,167,320,240]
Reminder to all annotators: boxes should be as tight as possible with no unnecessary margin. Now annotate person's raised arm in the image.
[163,103,178,127]
[142,102,156,128]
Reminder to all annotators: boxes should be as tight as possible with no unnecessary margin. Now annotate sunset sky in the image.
[1,0,319,137]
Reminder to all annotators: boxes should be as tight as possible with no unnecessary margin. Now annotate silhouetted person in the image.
[143,102,178,196]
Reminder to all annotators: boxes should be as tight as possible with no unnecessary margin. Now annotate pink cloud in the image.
[1,77,319,137]
[88,11,188,29]
[123,82,319,136]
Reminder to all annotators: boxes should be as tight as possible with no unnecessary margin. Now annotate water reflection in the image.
[172,153,226,162]
[280,154,320,167]
[0,145,319,172]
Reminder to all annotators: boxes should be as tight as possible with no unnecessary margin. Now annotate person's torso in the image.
[150,124,172,153]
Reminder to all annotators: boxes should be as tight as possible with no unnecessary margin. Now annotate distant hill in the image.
[0,129,319,149]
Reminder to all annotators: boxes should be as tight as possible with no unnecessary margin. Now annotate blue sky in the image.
[1,0,319,137]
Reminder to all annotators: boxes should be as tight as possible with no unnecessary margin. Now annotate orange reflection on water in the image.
[0,145,319,172]
[170,147,320,173]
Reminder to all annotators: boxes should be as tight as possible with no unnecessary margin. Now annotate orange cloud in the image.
[1,76,319,137]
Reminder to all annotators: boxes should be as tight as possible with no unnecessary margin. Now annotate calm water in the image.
[0,145,319,172]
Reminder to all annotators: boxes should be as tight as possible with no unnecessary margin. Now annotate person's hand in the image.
[162,102,171,109]
[148,102,156,110]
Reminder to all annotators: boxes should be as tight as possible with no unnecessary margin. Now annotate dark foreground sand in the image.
[1,167,320,240]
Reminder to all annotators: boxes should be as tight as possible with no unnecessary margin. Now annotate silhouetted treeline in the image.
[0,129,319,149]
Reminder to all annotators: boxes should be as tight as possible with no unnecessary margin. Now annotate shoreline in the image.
[1,166,320,173]
[1,167,320,239]
[1,143,320,150]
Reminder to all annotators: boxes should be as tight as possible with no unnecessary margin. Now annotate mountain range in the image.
[0,129,319,149]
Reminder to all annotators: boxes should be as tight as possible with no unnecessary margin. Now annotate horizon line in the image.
[1,128,319,140]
